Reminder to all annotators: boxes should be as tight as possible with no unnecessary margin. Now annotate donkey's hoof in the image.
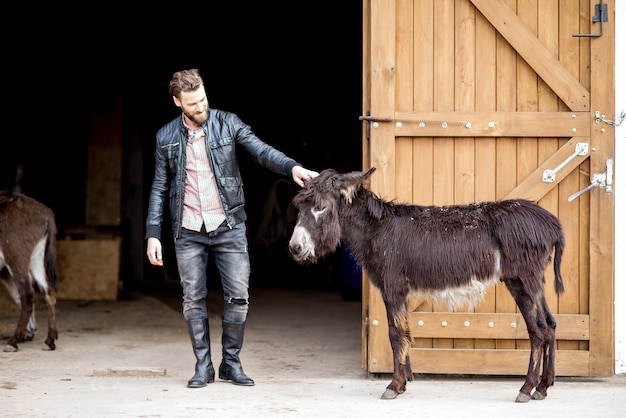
[381,388,399,400]
[43,338,56,351]
[515,392,532,403]
[531,390,546,400]
[3,344,18,353]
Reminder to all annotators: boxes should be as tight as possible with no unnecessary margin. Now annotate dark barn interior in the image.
[2,3,363,300]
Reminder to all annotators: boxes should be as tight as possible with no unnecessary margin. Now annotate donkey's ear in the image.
[335,167,376,189]
[362,167,376,180]
[361,167,376,183]
[333,168,376,204]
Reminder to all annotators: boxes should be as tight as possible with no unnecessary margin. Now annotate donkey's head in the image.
[288,167,375,263]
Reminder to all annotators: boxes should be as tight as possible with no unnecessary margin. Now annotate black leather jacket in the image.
[145,109,299,241]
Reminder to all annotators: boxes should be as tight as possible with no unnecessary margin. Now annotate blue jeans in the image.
[175,222,251,323]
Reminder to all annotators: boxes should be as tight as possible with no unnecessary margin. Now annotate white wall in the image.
[614,0,625,375]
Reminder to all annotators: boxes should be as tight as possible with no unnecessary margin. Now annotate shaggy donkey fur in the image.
[0,194,58,352]
[289,168,565,402]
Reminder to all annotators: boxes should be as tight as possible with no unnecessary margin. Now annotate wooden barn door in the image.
[361,0,615,377]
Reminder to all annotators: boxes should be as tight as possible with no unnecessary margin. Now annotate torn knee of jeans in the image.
[226,297,249,305]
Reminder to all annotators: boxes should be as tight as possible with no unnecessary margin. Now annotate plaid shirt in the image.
[181,127,226,232]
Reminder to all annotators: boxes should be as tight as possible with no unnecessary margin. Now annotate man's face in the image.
[174,86,209,126]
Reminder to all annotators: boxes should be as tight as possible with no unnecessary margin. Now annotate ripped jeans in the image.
[175,221,251,323]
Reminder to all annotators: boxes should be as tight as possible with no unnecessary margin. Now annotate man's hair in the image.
[169,68,203,98]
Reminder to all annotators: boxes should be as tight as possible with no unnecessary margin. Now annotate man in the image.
[145,68,318,388]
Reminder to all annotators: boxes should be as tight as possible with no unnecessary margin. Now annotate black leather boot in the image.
[218,321,255,386]
[186,318,215,388]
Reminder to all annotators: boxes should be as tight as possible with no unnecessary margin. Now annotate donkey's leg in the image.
[29,243,57,351]
[381,297,411,400]
[6,281,36,352]
[42,291,58,350]
[401,304,413,382]
[533,295,557,399]
[2,278,37,342]
[504,279,545,403]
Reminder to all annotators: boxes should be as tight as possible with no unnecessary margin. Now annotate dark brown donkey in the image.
[0,194,58,352]
[288,168,565,402]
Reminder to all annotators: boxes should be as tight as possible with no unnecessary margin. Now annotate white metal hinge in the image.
[543,143,589,183]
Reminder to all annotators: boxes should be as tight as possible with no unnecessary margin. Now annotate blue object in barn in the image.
[340,243,362,301]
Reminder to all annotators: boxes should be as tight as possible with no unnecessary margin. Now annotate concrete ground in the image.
[1,285,625,418]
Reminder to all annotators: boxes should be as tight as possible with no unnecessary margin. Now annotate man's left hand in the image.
[291,166,319,187]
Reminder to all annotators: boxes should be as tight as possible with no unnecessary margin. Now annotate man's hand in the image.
[291,165,319,187]
[147,237,164,266]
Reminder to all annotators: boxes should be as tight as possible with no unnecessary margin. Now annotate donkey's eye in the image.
[311,206,326,221]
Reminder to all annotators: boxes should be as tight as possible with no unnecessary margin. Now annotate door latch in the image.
[596,110,625,127]
[573,1,608,38]
[568,159,613,202]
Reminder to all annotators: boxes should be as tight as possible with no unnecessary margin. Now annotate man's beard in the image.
[183,109,209,126]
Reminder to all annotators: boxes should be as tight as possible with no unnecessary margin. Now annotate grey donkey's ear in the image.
[332,167,376,204]
[334,167,376,189]
[362,167,376,180]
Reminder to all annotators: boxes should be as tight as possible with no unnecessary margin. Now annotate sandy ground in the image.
[1,286,625,418]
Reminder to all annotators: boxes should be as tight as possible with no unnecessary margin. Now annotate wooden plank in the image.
[395,0,414,111]
[503,137,590,201]
[366,0,397,373]
[555,1,584,356]
[513,0,539,352]
[411,0,435,346]
[572,0,591,355]
[413,0,433,111]
[536,0,561,323]
[469,0,590,111]
[412,138,434,205]
[494,0,518,352]
[452,0,476,351]
[368,0,396,200]
[434,0,455,112]
[431,0,455,349]
[361,0,371,173]
[408,312,589,340]
[368,292,394,371]
[361,0,370,372]
[453,0,476,205]
[406,349,589,376]
[474,6,498,350]
[390,111,589,137]
[92,367,167,377]
[395,0,414,203]
[588,0,616,376]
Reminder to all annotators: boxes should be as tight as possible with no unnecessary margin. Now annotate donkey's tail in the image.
[45,216,59,293]
[553,235,565,295]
